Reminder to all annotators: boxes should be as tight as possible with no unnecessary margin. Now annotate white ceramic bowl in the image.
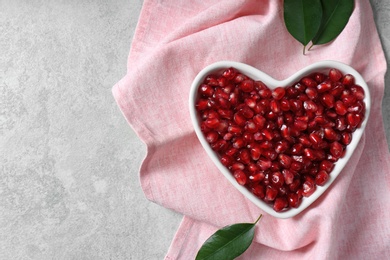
[189,60,371,219]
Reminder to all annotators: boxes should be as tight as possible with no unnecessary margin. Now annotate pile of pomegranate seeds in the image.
[195,67,365,212]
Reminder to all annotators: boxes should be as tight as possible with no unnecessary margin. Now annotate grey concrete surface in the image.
[0,1,389,259]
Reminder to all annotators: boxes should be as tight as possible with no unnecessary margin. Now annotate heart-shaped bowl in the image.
[189,60,371,219]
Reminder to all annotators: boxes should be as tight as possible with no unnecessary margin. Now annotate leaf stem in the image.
[253,214,263,225]
[303,45,306,55]
[308,42,314,51]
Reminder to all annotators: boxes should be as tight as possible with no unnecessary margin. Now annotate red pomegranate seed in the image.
[294,119,308,131]
[320,160,334,173]
[265,185,278,202]
[220,154,233,167]
[321,94,335,108]
[231,162,245,171]
[309,132,322,146]
[282,169,295,185]
[250,146,261,161]
[350,85,365,100]
[324,127,339,141]
[342,94,357,107]
[279,154,292,168]
[234,73,246,83]
[232,137,246,149]
[301,77,317,88]
[330,141,344,159]
[312,72,326,83]
[273,196,288,212]
[289,179,301,192]
[251,185,265,198]
[249,172,265,183]
[225,147,238,156]
[335,100,347,115]
[233,170,247,185]
[233,112,246,126]
[291,161,303,171]
[341,74,355,86]
[222,67,237,79]
[341,132,352,145]
[315,170,329,186]
[330,82,345,97]
[305,87,318,100]
[257,159,272,170]
[206,131,219,143]
[346,113,361,128]
[270,100,281,113]
[272,87,286,100]
[317,81,332,93]
[239,79,254,92]
[275,140,289,154]
[288,193,301,208]
[204,118,220,129]
[237,149,251,164]
[329,68,343,82]
[302,177,316,197]
[271,171,285,189]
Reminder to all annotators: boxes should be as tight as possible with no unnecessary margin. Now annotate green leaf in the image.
[195,215,262,260]
[311,0,354,46]
[283,0,323,48]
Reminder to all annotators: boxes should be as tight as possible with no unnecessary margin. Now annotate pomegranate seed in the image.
[282,169,295,185]
[250,146,261,161]
[279,154,292,169]
[312,72,326,83]
[315,170,329,186]
[350,85,365,100]
[302,177,316,197]
[271,171,285,189]
[265,185,278,202]
[334,100,347,115]
[305,87,318,100]
[321,94,335,108]
[329,68,343,82]
[273,196,288,212]
[232,137,246,149]
[272,87,286,100]
[294,119,308,131]
[206,131,219,143]
[220,155,233,167]
[233,112,246,126]
[234,170,247,185]
[289,179,301,192]
[249,172,265,183]
[341,74,355,86]
[319,160,334,173]
[222,67,237,80]
[237,149,251,164]
[309,132,322,146]
[301,77,317,88]
[288,193,301,208]
[270,100,281,113]
[204,118,220,128]
[342,94,357,107]
[346,113,361,128]
[341,132,352,145]
[231,162,245,171]
[291,161,303,171]
[330,141,344,159]
[275,140,289,154]
[317,81,332,93]
[239,79,254,92]
[257,159,272,170]
[252,185,265,198]
[330,82,345,97]
[324,127,339,141]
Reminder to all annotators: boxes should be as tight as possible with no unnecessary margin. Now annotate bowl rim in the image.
[189,60,371,219]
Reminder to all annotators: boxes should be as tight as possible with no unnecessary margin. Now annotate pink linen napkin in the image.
[113,0,390,259]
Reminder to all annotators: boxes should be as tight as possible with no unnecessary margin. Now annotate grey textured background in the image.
[1,1,389,259]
